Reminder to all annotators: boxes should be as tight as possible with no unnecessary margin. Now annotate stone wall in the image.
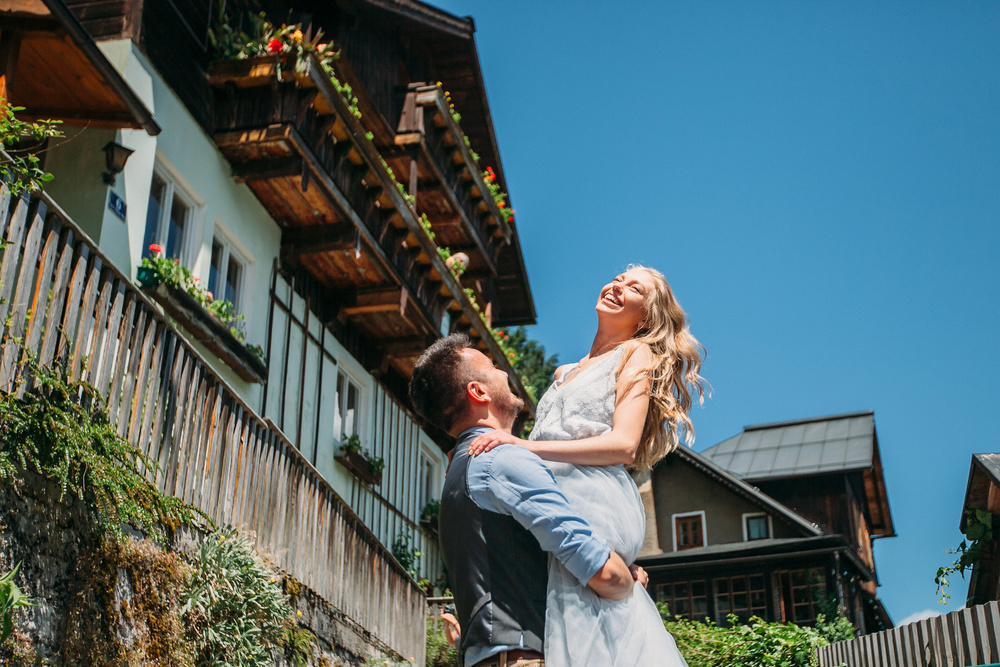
[0,470,408,666]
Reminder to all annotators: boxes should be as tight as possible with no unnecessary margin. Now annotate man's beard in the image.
[490,378,524,427]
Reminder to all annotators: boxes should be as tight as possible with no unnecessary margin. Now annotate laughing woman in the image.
[470,265,706,667]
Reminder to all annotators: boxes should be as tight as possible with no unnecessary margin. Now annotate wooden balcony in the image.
[0,186,425,662]
[209,54,534,413]
[392,83,512,279]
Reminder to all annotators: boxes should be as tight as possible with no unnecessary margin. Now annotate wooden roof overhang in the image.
[322,0,536,326]
[392,83,512,282]
[209,53,534,415]
[0,0,159,133]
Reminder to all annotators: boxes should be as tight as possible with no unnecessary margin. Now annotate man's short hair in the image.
[409,333,476,432]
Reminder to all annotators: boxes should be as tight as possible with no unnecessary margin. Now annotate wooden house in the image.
[960,453,1000,605]
[0,0,533,662]
[637,411,895,635]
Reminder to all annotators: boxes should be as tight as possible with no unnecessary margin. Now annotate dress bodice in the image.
[530,347,622,443]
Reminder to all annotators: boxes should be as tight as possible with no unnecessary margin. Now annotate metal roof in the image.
[700,410,877,480]
[972,453,1000,488]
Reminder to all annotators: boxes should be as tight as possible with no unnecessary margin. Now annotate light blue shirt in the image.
[459,427,612,666]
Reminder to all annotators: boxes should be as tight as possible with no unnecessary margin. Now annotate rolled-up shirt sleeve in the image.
[466,445,611,587]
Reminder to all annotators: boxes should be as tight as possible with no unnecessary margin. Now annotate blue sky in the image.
[426,0,1000,624]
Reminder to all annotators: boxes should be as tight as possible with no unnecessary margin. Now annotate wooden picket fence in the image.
[817,601,1000,667]
[0,188,426,664]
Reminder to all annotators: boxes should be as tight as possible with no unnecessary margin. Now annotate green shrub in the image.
[659,603,853,667]
[425,617,458,667]
[180,527,296,666]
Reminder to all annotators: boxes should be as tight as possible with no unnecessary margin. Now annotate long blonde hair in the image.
[616,265,707,469]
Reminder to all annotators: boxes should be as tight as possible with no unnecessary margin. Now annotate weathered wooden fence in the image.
[817,601,1000,667]
[0,188,426,664]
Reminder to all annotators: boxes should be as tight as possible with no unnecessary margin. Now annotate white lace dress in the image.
[530,348,689,667]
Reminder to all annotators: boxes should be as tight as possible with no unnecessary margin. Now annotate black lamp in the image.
[101,141,134,185]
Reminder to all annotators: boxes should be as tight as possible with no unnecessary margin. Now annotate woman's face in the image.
[595,268,657,331]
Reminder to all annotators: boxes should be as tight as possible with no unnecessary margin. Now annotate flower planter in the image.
[335,447,382,486]
[140,281,267,384]
[135,265,159,288]
[419,514,438,538]
[209,56,314,89]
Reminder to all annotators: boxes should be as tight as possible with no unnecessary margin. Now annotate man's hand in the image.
[629,564,648,589]
[587,552,634,601]
[468,429,529,456]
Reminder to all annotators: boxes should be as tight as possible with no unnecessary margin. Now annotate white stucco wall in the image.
[45,39,282,408]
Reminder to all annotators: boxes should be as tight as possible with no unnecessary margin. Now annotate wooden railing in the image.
[816,601,1000,667]
[0,188,427,664]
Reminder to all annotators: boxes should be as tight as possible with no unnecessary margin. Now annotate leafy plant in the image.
[339,433,384,477]
[657,603,853,667]
[180,527,293,667]
[0,102,62,196]
[936,508,1000,603]
[139,248,264,362]
[425,617,458,667]
[391,532,422,579]
[0,356,204,541]
[0,564,31,645]
[420,499,440,522]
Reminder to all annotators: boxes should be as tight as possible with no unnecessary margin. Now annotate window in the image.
[142,172,194,261]
[673,512,706,551]
[713,574,768,624]
[743,513,772,541]
[655,580,708,621]
[333,370,362,442]
[208,237,246,311]
[774,568,828,623]
[417,444,439,512]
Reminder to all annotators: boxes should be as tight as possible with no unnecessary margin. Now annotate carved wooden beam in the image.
[232,156,304,182]
[339,286,409,319]
[280,224,357,259]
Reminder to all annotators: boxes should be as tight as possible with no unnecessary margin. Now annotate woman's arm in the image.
[469,343,652,465]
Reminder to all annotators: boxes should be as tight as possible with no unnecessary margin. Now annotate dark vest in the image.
[439,434,548,662]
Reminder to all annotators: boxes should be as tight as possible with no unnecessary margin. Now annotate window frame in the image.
[742,512,773,542]
[207,218,253,315]
[417,440,441,515]
[332,357,371,448]
[672,511,707,551]
[142,163,201,265]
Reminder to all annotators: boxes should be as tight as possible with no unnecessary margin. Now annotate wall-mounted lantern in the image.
[101,141,134,185]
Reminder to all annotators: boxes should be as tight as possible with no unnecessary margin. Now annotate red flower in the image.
[267,38,283,53]
[508,352,515,358]
[149,243,162,254]
[497,201,505,208]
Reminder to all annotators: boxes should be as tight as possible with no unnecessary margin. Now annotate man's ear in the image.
[467,380,490,405]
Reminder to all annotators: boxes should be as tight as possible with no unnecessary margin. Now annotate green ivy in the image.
[0,356,204,541]
[936,508,1000,603]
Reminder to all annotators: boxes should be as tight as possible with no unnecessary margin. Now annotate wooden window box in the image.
[208,56,314,89]
[419,515,438,538]
[335,447,382,486]
[140,280,267,384]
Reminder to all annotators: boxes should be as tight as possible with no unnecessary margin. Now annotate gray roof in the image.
[700,410,877,481]
[973,453,1000,487]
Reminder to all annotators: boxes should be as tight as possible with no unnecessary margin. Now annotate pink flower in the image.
[205,291,213,300]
